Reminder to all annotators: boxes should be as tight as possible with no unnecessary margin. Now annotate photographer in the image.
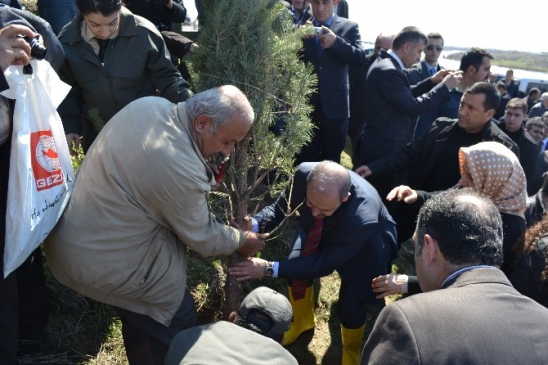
[0,5,64,364]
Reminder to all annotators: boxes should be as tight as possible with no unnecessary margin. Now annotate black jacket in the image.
[368,118,519,190]
[498,124,542,195]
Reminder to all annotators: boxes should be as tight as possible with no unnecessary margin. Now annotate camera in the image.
[314,27,323,35]
[23,35,47,60]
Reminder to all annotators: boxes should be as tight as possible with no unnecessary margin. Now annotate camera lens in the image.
[23,35,47,60]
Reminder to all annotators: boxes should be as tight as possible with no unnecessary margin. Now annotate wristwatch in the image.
[265,262,274,277]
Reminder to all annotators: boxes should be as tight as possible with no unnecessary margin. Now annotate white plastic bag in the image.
[1,59,73,278]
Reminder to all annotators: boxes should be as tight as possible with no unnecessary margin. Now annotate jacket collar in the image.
[443,267,512,290]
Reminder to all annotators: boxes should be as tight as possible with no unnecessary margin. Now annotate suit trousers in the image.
[115,287,197,365]
[297,102,348,164]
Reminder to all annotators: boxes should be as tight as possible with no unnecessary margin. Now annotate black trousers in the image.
[297,103,348,165]
[115,288,197,365]
[0,121,49,365]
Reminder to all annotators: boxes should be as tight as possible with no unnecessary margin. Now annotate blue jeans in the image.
[37,0,78,34]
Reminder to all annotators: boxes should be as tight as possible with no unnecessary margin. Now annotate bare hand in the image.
[238,231,268,257]
[355,165,372,178]
[371,274,408,299]
[430,69,451,84]
[66,133,80,157]
[441,70,463,90]
[0,24,35,71]
[230,215,253,231]
[318,26,336,49]
[386,185,417,203]
[227,257,268,281]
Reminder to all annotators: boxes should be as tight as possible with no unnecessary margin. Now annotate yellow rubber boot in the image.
[341,323,366,365]
[282,285,316,346]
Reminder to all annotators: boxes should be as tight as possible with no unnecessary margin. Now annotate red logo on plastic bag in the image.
[30,130,64,191]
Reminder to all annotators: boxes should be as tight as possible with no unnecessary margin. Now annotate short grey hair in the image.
[541,92,548,103]
[185,85,254,133]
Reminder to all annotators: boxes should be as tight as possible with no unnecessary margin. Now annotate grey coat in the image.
[361,268,548,364]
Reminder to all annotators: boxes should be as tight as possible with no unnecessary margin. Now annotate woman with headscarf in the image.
[372,141,527,297]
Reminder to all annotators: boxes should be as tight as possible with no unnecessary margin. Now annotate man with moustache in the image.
[356,82,517,243]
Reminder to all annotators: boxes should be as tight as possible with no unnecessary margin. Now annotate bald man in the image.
[229,161,398,364]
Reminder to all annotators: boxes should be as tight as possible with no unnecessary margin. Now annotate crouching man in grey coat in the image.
[45,85,266,364]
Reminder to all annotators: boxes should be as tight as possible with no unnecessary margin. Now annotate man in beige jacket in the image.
[45,85,265,365]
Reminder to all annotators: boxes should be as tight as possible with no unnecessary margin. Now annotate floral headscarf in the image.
[459,141,527,213]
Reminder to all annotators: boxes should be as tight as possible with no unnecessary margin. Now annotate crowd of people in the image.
[1,0,548,364]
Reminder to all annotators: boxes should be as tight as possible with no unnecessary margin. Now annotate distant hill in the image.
[444,47,548,73]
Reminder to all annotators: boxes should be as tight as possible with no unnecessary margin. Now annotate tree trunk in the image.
[223,145,249,317]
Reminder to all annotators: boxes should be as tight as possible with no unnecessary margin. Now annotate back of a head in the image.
[416,189,503,267]
[186,85,254,133]
[76,0,122,16]
[465,82,500,112]
[392,26,427,50]
[459,47,493,73]
[237,286,292,343]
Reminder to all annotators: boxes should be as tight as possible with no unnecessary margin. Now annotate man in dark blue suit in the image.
[229,161,398,364]
[297,0,366,164]
[355,26,460,200]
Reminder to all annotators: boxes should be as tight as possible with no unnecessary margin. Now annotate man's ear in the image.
[484,108,495,120]
[333,0,340,6]
[341,192,351,203]
[466,65,476,76]
[423,233,439,264]
[228,311,238,323]
[194,115,211,134]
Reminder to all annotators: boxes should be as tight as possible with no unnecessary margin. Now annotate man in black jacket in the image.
[498,97,542,194]
[356,82,518,242]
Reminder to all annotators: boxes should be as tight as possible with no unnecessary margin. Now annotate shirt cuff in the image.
[273,262,279,278]
[400,275,409,294]
[251,217,259,233]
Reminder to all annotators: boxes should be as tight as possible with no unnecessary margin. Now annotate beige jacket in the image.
[45,96,245,325]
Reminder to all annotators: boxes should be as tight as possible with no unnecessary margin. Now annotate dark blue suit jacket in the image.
[358,50,449,165]
[254,162,398,306]
[302,15,365,120]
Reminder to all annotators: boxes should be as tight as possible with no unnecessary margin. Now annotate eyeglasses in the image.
[426,45,443,51]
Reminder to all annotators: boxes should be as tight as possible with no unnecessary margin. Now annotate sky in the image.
[183,0,545,53]
[345,0,545,53]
